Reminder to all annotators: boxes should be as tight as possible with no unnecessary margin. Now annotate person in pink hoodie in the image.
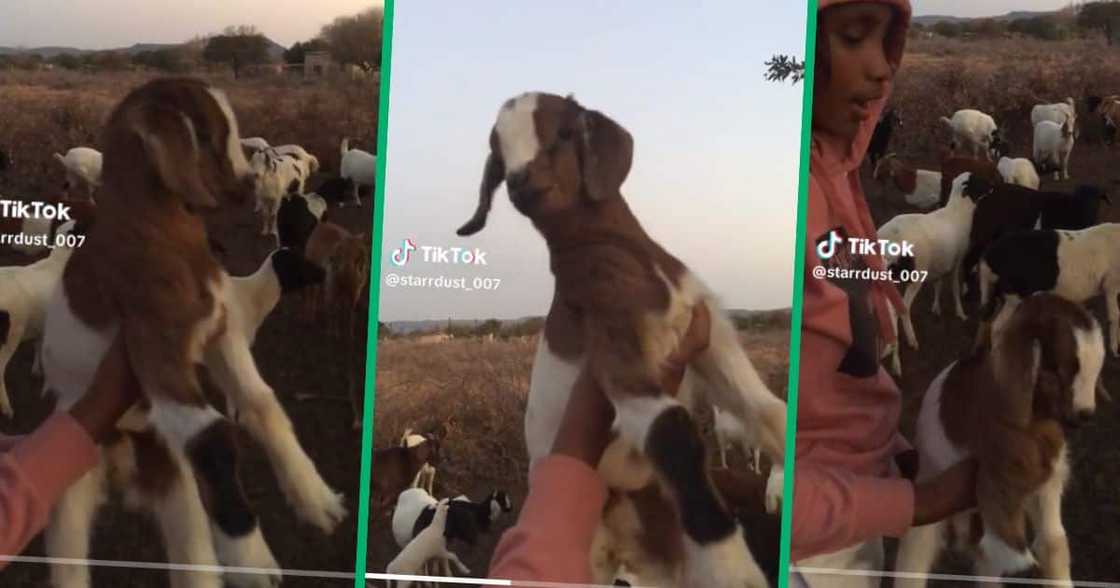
[0,335,138,568]
[488,303,714,586]
[791,1,979,586]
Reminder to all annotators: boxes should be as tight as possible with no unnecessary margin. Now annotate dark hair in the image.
[813,4,905,93]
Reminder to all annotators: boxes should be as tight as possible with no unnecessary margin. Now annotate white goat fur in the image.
[941,109,999,161]
[996,156,1041,190]
[251,149,304,238]
[876,173,977,351]
[340,138,376,205]
[712,405,762,473]
[53,147,102,199]
[1031,98,1076,129]
[0,223,77,418]
[1033,119,1075,181]
[893,300,1104,585]
[240,137,270,152]
[385,500,470,588]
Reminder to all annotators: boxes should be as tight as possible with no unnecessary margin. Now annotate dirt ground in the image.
[363,322,791,586]
[0,173,375,587]
[859,68,1120,582]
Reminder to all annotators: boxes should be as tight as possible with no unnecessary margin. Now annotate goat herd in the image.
[0,76,375,587]
[862,96,1120,582]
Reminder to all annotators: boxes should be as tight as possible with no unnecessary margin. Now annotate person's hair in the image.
[813,4,904,93]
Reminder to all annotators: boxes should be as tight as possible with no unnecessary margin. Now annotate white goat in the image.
[941,109,999,161]
[53,147,102,200]
[996,156,1041,190]
[1033,119,1075,180]
[340,138,376,206]
[1031,98,1076,130]
[250,149,304,239]
[873,154,942,209]
[877,173,977,350]
[0,221,80,418]
[272,144,320,189]
[385,499,470,588]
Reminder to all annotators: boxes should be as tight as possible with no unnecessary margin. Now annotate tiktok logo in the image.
[391,238,417,266]
[816,230,843,260]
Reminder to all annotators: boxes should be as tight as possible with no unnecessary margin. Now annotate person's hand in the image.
[550,302,714,467]
[912,458,978,526]
[67,335,141,443]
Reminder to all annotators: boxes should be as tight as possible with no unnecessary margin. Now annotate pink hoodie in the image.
[791,0,915,562]
[0,413,100,566]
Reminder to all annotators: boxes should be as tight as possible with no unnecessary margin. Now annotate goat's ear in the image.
[577,108,633,202]
[131,105,218,208]
[458,131,504,236]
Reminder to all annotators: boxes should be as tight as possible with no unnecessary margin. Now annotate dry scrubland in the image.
[0,70,378,586]
[0,68,378,198]
[869,36,1120,582]
[365,316,792,581]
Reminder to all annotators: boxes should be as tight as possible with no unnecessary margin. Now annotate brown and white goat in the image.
[872,154,941,210]
[304,220,370,429]
[456,92,786,587]
[39,78,345,588]
[893,293,1106,585]
[370,434,442,514]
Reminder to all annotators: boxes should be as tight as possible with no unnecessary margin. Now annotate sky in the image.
[379,1,807,322]
[915,0,1074,17]
[0,0,383,49]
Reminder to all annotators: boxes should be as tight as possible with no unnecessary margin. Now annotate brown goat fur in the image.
[939,155,1002,207]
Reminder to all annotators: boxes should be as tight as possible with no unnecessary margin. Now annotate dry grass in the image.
[365,323,792,576]
[0,69,379,198]
[889,37,1120,162]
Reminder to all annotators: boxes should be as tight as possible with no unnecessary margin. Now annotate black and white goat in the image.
[867,108,902,169]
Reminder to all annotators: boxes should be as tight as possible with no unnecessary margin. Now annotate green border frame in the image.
[778,1,818,587]
[353,0,395,585]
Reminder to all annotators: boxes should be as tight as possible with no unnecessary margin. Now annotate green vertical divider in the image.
[778,1,818,587]
[353,0,395,585]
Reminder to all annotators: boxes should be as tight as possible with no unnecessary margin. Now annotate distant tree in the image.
[1009,15,1063,40]
[203,30,270,78]
[764,54,805,84]
[969,18,1006,37]
[377,321,393,339]
[89,50,130,71]
[284,38,329,64]
[474,319,502,337]
[1078,1,1120,45]
[321,8,383,68]
[134,48,189,73]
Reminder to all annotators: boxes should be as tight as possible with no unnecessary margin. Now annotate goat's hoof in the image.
[301,487,348,534]
[685,528,769,588]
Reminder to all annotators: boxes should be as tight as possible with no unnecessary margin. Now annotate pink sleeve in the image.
[488,455,607,585]
[0,413,99,565]
[789,462,915,562]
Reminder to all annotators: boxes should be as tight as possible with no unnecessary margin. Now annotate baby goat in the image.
[456,92,784,588]
[385,499,470,588]
[39,78,345,588]
[893,294,1105,584]
[53,146,102,201]
[340,138,376,206]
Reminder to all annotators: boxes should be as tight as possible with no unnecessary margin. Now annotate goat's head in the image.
[991,293,1107,429]
[270,248,326,293]
[457,92,634,236]
[988,128,1009,160]
[103,77,256,210]
[960,172,994,202]
[489,490,513,520]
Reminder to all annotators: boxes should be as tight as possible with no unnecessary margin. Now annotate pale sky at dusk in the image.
[916,0,1075,17]
[0,0,383,49]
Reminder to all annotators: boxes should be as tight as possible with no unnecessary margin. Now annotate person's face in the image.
[814,3,895,141]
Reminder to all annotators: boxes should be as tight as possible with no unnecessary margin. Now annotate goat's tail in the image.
[940,116,954,129]
[53,152,66,166]
[340,137,350,160]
